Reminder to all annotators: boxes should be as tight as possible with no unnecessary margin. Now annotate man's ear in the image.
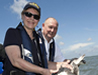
[42,23,45,27]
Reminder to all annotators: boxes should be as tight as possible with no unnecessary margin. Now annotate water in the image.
[80,55,98,75]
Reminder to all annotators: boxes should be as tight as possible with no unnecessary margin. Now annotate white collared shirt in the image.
[42,34,65,62]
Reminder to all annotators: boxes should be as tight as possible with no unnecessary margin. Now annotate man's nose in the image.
[51,28,54,32]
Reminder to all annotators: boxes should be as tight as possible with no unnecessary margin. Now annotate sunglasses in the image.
[23,12,40,20]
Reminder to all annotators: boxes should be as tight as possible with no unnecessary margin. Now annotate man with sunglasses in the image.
[3,2,72,75]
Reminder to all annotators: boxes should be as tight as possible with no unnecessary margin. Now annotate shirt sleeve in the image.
[54,42,65,62]
[3,28,21,48]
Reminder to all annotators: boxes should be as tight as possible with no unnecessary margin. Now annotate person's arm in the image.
[5,45,51,75]
[54,43,65,62]
[55,44,71,64]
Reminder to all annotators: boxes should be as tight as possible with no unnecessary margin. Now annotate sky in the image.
[0,0,98,59]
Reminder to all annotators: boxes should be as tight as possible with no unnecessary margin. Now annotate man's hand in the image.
[61,61,73,70]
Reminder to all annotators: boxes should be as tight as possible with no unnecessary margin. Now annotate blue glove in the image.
[0,62,3,74]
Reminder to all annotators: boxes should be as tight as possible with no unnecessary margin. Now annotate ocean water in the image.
[80,55,98,75]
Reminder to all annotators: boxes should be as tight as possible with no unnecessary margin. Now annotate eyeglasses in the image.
[23,12,40,20]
